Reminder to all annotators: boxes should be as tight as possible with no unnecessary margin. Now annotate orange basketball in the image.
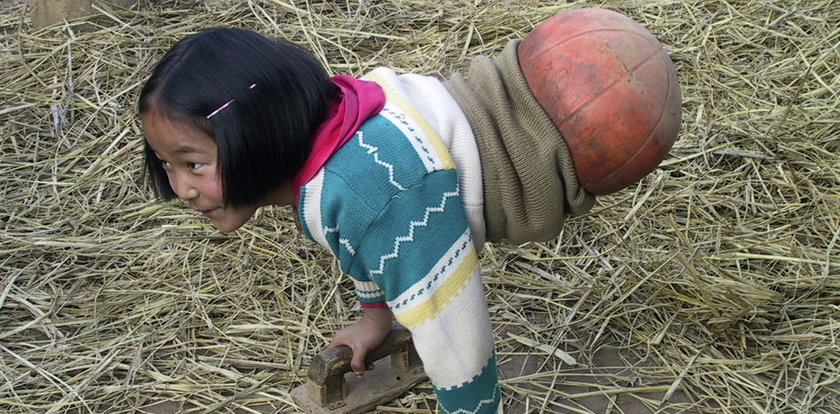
[518,8,681,195]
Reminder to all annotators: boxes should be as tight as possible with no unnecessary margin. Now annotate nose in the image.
[169,171,199,200]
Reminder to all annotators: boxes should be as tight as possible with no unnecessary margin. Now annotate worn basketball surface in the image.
[519,8,682,194]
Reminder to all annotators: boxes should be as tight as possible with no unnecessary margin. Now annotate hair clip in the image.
[206,83,257,119]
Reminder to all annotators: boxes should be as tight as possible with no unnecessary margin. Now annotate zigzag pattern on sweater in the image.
[444,383,501,414]
[357,130,406,191]
[323,224,356,256]
[369,184,460,278]
[339,239,355,255]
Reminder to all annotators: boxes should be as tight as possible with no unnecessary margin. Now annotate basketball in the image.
[518,8,682,195]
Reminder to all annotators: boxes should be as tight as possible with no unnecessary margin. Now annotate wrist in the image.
[362,307,393,328]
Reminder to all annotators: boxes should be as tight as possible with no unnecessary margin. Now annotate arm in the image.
[296,115,499,412]
[350,171,500,414]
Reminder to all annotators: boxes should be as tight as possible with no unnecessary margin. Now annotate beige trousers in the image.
[445,40,595,244]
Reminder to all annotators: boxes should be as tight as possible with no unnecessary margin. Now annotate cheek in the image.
[199,173,224,202]
[193,168,224,204]
[163,171,180,194]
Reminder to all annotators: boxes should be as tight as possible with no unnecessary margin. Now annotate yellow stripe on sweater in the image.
[364,71,455,170]
[393,248,479,329]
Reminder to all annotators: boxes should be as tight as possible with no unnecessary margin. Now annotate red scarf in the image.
[293,75,385,203]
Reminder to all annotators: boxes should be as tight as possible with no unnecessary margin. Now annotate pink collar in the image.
[292,75,385,204]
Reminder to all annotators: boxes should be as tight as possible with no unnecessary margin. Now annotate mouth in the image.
[193,207,217,217]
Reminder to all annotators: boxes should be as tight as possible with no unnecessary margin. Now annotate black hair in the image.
[139,27,336,206]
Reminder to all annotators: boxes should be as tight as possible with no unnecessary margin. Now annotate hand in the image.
[328,307,394,377]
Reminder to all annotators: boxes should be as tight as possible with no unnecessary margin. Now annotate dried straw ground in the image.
[1,0,838,413]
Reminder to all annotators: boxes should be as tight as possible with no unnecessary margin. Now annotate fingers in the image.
[350,349,367,377]
[326,338,370,377]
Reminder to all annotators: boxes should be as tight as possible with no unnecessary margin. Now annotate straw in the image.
[1,0,838,413]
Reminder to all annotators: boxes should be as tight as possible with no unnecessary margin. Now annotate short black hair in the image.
[139,27,336,206]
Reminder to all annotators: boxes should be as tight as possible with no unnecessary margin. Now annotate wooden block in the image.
[293,357,427,413]
[291,327,428,413]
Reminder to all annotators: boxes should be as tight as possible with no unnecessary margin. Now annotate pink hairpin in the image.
[206,83,257,119]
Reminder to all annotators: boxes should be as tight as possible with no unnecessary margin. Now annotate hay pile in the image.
[1,0,837,413]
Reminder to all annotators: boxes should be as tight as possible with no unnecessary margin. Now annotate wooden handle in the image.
[307,327,414,384]
[304,326,422,408]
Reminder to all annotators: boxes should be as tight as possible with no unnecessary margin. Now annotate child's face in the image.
[141,111,258,233]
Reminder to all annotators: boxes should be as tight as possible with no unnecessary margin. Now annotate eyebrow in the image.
[173,146,207,155]
[150,146,208,156]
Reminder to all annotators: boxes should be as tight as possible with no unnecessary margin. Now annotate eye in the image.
[154,152,171,169]
[186,162,204,170]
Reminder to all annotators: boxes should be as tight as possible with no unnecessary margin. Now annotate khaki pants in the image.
[445,40,595,244]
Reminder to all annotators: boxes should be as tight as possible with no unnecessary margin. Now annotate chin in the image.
[211,219,246,233]
[206,206,257,233]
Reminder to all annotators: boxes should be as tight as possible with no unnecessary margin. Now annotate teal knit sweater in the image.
[297,70,500,413]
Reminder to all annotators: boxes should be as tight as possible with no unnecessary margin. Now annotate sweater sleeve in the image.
[346,169,500,414]
[297,169,388,308]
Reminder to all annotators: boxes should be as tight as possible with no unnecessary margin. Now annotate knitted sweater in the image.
[297,67,500,413]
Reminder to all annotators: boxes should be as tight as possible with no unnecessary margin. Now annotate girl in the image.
[139,15,679,413]
[140,27,500,413]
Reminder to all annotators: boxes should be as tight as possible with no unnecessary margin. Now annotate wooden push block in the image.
[291,327,427,413]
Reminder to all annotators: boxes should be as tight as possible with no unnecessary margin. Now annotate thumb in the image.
[327,337,343,349]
